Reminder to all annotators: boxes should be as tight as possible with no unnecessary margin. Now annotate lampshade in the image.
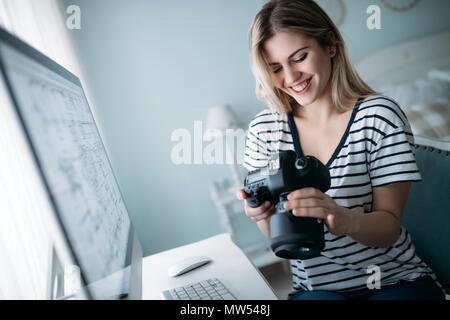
[204,104,244,136]
[204,104,245,189]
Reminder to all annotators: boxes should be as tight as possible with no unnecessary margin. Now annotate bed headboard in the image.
[354,31,450,88]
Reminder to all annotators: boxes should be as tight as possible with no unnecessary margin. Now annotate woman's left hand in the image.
[283,187,357,237]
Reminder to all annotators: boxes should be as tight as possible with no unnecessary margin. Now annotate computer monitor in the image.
[0,27,142,299]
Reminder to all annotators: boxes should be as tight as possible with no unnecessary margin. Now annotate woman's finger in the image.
[287,187,324,200]
[236,189,247,200]
[245,202,274,218]
[250,206,276,222]
[291,206,328,220]
[245,200,271,214]
[284,197,324,210]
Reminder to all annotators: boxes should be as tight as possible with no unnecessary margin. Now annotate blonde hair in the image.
[249,0,376,113]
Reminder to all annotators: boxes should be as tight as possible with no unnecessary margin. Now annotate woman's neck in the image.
[292,82,353,124]
[294,83,336,123]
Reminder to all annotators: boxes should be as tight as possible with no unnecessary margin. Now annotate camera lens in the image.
[295,158,308,170]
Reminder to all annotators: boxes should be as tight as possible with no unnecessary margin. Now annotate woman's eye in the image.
[294,53,308,63]
[271,53,307,73]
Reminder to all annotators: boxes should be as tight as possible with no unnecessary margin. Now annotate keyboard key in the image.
[161,278,236,300]
[220,293,236,300]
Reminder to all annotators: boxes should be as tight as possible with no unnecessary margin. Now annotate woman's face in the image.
[263,31,335,107]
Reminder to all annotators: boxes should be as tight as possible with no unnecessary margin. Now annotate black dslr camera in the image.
[244,150,331,259]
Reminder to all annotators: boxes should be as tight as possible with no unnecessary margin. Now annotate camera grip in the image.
[246,196,261,208]
[244,188,272,208]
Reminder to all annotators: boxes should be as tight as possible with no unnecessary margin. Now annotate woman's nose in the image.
[284,65,301,86]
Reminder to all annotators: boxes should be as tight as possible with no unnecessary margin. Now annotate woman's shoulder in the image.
[355,94,409,129]
[248,108,289,131]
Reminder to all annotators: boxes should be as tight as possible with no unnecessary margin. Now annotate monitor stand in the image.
[46,244,84,300]
[46,244,65,300]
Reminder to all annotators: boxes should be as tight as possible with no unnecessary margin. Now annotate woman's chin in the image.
[293,95,315,107]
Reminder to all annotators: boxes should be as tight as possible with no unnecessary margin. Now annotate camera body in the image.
[244,150,331,259]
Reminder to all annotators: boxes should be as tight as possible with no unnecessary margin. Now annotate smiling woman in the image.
[263,32,334,113]
[236,0,446,300]
[248,0,374,114]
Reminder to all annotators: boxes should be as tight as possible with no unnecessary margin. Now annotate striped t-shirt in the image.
[243,95,439,293]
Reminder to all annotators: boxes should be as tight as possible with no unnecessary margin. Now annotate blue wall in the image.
[339,0,450,62]
[59,0,450,256]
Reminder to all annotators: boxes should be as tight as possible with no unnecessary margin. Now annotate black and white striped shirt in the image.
[243,95,438,293]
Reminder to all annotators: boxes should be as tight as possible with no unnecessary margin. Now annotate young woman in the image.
[236,0,444,300]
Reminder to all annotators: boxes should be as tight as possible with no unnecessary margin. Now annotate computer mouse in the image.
[167,255,212,277]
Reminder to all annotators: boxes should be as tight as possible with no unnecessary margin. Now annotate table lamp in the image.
[204,104,245,188]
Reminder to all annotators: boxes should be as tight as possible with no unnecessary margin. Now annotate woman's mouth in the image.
[291,78,312,95]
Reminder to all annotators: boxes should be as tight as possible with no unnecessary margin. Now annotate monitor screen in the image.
[0,27,141,299]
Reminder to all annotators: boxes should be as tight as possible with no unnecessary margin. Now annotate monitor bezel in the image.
[0,26,141,299]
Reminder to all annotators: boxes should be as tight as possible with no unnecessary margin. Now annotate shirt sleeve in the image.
[368,123,422,187]
[242,115,270,172]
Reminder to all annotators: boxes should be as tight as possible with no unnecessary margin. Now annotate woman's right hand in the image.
[236,189,276,222]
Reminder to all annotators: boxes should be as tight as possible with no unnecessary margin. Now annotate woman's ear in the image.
[329,45,337,58]
[326,31,337,58]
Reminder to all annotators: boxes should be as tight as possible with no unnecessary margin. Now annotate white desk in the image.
[141,233,279,300]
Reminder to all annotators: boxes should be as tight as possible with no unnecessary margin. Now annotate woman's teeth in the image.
[292,79,311,92]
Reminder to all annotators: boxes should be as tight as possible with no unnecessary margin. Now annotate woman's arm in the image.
[256,218,271,239]
[236,190,275,239]
[284,182,411,248]
[346,182,410,248]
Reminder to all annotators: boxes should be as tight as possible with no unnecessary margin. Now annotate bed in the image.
[355,32,450,297]
[355,30,450,145]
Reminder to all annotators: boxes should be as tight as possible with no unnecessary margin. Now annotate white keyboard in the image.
[160,278,237,300]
